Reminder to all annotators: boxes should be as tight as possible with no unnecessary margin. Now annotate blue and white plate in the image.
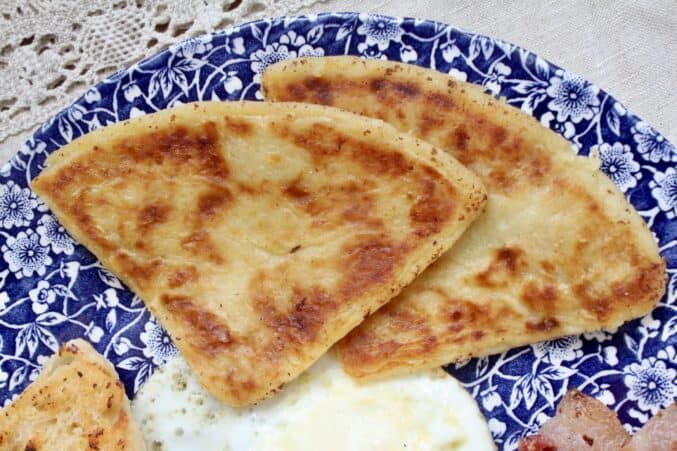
[0,12,674,449]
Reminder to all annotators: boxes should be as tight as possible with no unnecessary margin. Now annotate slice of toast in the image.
[0,339,145,450]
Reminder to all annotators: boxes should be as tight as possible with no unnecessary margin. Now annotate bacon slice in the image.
[622,403,677,451]
[519,434,557,451]
[520,391,676,451]
[519,390,630,451]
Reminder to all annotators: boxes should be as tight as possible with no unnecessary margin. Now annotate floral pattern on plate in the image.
[0,12,674,448]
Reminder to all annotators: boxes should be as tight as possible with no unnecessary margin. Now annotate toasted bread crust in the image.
[0,339,145,450]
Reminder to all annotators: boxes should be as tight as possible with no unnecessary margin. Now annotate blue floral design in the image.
[533,336,583,365]
[0,291,9,311]
[540,111,575,139]
[36,214,75,255]
[176,36,213,59]
[0,181,37,229]
[632,121,677,163]
[0,14,671,448]
[598,142,641,192]
[148,56,203,98]
[623,356,676,414]
[481,390,502,411]
[140,320,178,366]
[28,280,57,314]
[123,82,142,102]
[650,167,677,219]
[356,14,403,52]
[279,30,325,57]
[250,43,295,75]
[546,72,600,123]
[484,62,511,95]
[1,229,52,278]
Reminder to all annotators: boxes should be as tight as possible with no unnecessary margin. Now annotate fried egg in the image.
[131,353,494,450]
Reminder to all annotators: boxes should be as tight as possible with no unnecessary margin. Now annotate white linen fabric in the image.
[0,0,674,163]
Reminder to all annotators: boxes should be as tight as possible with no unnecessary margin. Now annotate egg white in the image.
[131,353,495,451]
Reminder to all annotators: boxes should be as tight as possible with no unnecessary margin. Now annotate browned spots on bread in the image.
[444,302,518,345]
[339,301,439,374]
[223,371,260,405]
[49,166,77,191]
[451,125,470,153]
[525,317,560,332]
[197,187,232,220]
[162,295,233,355]
[268,70,556,193]
[116,121,229,182]
[284,122,345,162]
[168,266,198,288]
[521,281,559,313]
[409,169,456,237]
[540,260,556,274]
[253,285,337,346]
[112,404,131,441]
[137,203,170,232]
[284,177,388,231]
[449,129,552,193]
[441,300,493,336]
[224,116,253,136]
[418,112,446,137]
[115,253,162,288]
[298,77,334,105]
[425,92,455,112]
[284,178,313,210]
[347,139,410,177]
[32,120,232,262]
[62,341,81,355]
[344,336,400,372]
[491,125,508,144]
[340,186,375,224]
[164,185,233,264]
[180,230,224,264]
[87,427,104,450]
[277,121,414,178]
[338,290,529,376]
[64,198,115,252]
[574,261,666,321]
[475,247,527,288]
[370,78,421,100]
[339,237,403,298]
[444,303,472,332]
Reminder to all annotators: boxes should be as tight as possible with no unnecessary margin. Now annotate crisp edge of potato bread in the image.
[0,339,145,450]
[262,57,666,380]
[31,101,487,405]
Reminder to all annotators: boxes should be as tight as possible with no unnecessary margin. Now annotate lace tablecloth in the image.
[1,0,675,162]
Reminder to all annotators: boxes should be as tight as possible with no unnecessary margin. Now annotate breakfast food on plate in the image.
[132,352,495,450]
[622,402,676,451]
[263,56,667,379]
[519,390,676,451]
[0,339,145,450]
[519,390,629,451]
[31,101,487,406]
